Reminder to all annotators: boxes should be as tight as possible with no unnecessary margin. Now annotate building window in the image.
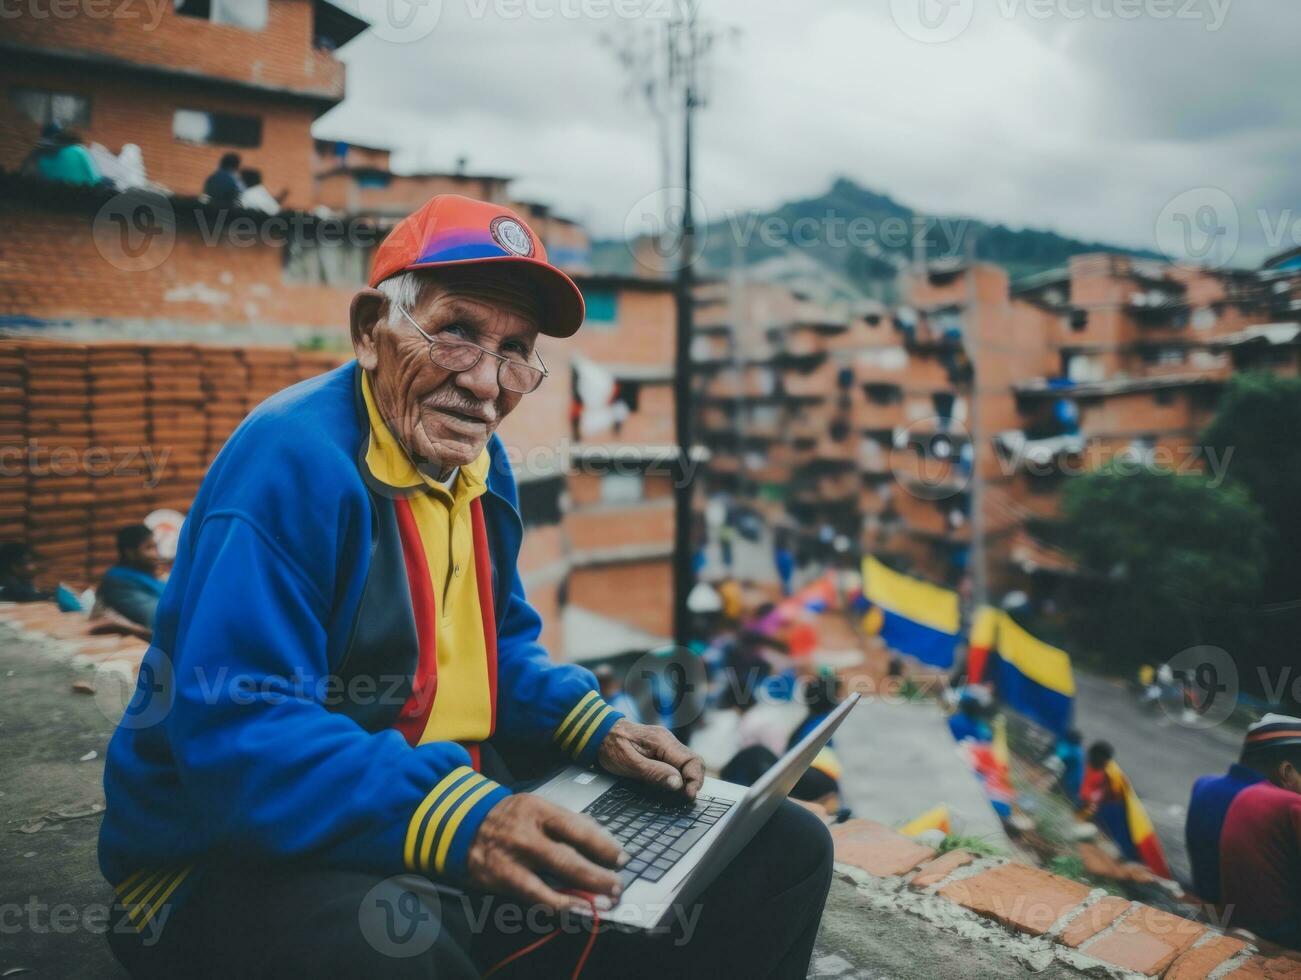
[175,0,268,29]
[10,87,90,129]
[584,289,618,329]
[1069,309,1088,332]
[173,108,262,148]
[599,472,644,505]
[1154,388,1176,406]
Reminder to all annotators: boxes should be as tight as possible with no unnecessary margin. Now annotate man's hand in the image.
[466,794,624,912]
[597,719,705,801]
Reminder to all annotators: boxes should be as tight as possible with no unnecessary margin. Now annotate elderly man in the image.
[100,196,832,979]
[1217,715,1301,948]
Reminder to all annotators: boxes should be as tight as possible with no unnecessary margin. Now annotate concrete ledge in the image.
[831,817,1286,979]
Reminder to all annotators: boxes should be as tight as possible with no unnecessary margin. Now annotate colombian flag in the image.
[966,605,1001,685]
[862,557,961,669]
[984,612,1075,737]
[1087,760,1172,879]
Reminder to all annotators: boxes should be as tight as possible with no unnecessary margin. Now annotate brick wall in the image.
[3,0,345,102]
[567,558,672,637]
[1,338,346,589]
[1,62,320,206]
[0,194,355,333]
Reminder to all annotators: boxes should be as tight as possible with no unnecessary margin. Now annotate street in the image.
[1070,671,1241,886]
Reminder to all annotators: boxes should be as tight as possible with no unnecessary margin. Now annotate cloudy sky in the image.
[317,0,1301,266]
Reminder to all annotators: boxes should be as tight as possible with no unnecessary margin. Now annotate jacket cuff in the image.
[552,690,624,767]
[404,766,512,882]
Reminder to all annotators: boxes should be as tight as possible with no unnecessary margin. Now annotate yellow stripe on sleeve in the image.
[416,774,488,873]
[569,705,613,758]
[559,699,605,754]
[403,766,476,871]
[119,871,166,908]
[554,691,600,745]
[134,867,193,931]
[126,871,179,925]
[433,781,500,874]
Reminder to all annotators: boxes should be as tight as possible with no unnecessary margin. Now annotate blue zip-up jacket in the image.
[98,363,622,926]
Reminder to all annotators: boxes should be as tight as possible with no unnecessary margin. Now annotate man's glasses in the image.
[396,305,549,395]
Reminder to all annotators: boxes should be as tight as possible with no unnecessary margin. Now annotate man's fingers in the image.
[498,863,588,914]
[533,840,621,897]
[680,754,705,799]
[544,809,625,868]
[628,755,688,793]
[645,731,705,798]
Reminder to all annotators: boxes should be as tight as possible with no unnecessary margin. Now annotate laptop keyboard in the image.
[583,782,734,888]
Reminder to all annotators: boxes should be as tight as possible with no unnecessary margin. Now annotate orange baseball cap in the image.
[368,194,586,338]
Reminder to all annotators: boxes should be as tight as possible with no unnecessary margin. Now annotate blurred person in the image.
[1053,729,1085,807]
[237,167,287,214]
[0,543,54,603]
[948,690,992,744]
[20,123,103,186]
[99,196,831,980]
[93,525,164,630]
[773,532,795,597]
[1184,717,1281,905]
[1081,741,1172,878]
[1216,715,1301,947]
[201,151,244,206]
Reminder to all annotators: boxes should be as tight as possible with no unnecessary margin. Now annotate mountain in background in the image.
[593,177,1161,303]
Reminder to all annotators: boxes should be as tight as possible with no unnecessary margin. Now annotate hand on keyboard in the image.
[466,794,625,913]
[596,719,705,800]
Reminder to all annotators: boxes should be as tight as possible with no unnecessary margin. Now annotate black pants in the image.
[721,745,840,803]
[107,799,832,980]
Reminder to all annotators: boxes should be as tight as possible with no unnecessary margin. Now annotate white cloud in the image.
[315,0,1301,265]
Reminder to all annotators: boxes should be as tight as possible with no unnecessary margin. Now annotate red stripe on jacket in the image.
[390,496,499,767]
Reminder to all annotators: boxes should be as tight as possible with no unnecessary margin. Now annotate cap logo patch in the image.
[490,216,534,257]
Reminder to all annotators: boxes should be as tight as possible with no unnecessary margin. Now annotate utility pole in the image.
[606,3,731,647]
[670,3,701,648]
[964,230,988,611]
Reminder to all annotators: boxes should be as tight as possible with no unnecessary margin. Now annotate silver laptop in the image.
[535,692,860,929]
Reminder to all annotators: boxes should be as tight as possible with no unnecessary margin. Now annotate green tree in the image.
[1059,466,1267,674]
[1203,373,1301,603]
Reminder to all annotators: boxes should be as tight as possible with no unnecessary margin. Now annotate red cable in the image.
[481,891,601,980]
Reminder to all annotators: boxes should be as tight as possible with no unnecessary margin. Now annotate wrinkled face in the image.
[351,272,541,476]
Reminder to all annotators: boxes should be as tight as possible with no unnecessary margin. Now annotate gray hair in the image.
[374,271,437,327]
